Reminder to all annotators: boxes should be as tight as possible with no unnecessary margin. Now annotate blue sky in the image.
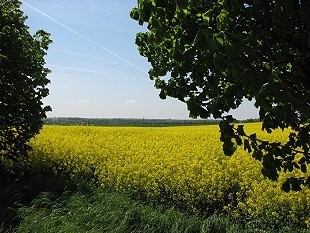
[20,0,259,120]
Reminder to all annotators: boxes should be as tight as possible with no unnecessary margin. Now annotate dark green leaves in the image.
[282,178,303,192]
[244,139,252,153]
[0,0,51,160]
[137,0,155,22]
[236,125,246,136]
[135,32,147,46]
[159,90,167,99]
[131,0,310,191]
[130,7,140,21]
[252,150,263,161]
[299,157,308,173]
[219,116,237,156]
[213,53,227,72]
[176,0,188,9]
[223,140,237,156]
[216,9,229,30]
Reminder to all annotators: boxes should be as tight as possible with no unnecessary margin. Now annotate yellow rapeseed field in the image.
[28,123,309,226]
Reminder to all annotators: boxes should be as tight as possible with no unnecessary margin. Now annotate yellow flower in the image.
[28,124,309,226]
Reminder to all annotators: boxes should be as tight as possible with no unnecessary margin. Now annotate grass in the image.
[1,163,309,233]
[14,180,310,233]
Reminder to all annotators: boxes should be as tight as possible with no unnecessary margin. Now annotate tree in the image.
[130,0,309,191]
[0,0,52,162]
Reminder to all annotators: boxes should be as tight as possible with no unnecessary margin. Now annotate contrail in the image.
[20,0,148,75]
[47,65,109,76]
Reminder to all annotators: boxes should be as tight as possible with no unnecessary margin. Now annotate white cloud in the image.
[80,99,89,103]
[125,99,136,104]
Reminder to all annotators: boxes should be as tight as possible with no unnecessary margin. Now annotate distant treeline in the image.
[43,117,260,126]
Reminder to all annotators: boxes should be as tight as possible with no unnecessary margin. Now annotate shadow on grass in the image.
[1,162,308,233]
[0,163,88,232]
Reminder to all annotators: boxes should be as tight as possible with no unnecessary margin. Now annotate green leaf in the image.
[176,0,188,9]
[236,125,246,136]
[252,150,263,161]
[249,133,257,141]
[216,9,229,30]
[298,157,306,164]
[286,162,294,172]
[223,140,237,156]
[213,33,224,47]
[282,180,291,192]
[202,14,210,26]
[138,0,153,22]
[159,90,167,99]
[301,163,307,173]
[194,30,209,50]
[213,53,227,71]
[290,178,302,191]
[234,136,242,146]
[0,53,8,60]
[262,167,278,181]
[130,8,140,21]
[135,32,147,46]
[263,62,271,71]
[244,139,252,153]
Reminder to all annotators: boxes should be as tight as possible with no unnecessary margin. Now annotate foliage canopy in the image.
[0,0,52,161]
[131,0,310,190]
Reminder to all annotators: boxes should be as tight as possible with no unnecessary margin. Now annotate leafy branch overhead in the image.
[131,0,309,191]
